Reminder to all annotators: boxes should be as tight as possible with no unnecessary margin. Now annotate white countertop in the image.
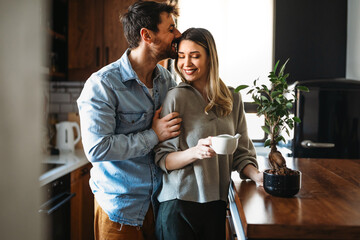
[39,149,89,187]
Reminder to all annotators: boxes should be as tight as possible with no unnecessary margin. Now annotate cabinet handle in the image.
[105,47,109,65]
[301,140,335,148]
[38,192,76,215]
[96,47,100,67]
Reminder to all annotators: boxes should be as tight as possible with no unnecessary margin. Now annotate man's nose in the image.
[174,28,182,39]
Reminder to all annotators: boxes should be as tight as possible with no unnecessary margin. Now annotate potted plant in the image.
[235,59,309,197]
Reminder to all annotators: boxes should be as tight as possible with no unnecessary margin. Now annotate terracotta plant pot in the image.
[263,170,301,197]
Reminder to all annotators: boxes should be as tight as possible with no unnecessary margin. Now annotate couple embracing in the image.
[77,1,262,240]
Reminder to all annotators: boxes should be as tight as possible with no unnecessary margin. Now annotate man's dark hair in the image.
[121,1,179,49]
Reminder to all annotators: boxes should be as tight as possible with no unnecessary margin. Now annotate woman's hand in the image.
[242,164,263,187]
[165,137,216,171]
[252,170,264,187]
[191,137,216,159]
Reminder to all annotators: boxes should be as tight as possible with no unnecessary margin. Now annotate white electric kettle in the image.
[55,121,81,153]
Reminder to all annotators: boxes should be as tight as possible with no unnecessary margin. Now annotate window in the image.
[245,113,265,141]
[177,0,274,142]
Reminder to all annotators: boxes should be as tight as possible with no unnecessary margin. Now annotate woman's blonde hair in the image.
[175,28,233,117]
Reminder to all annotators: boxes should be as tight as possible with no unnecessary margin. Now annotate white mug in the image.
[211,134,240,155]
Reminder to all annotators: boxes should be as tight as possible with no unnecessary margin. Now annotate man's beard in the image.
[155,46,175,61]
[154,38,178,60]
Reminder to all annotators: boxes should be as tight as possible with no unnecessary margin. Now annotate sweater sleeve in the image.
[231,91,259,179]
[154,89,180,174]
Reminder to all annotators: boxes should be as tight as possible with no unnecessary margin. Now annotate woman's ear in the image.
[140,28,152,44]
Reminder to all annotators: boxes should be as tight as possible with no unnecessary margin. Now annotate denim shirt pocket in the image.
[116,112,147,134]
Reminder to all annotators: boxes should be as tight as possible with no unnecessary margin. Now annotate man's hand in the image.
[152,107,182,142]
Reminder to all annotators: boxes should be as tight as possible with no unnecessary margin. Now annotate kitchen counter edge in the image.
[39,149,89,187]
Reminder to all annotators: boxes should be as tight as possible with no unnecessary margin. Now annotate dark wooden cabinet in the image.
[68,0,136,81]
[71,163,94,240]
[46,0,68,81]
[274,0,347,83]
[103,0,135,64]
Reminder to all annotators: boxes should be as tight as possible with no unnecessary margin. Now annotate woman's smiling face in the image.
[177,39,209,84]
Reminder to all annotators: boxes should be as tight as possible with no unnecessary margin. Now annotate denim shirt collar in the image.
[119,49,164,85]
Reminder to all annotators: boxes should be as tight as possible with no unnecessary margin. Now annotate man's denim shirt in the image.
[77,49,176,226]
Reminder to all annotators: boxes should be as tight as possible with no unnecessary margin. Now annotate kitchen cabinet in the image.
[46,0,68,81]
[68,0,136,81]
[275,0,347,83]
[70,162,94,240]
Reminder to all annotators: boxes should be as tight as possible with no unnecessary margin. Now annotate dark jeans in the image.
[155,199,227,240]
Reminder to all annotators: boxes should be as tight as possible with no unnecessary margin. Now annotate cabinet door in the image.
[68,0,103,81]
[103,0,135,64]
[71,163,94,240]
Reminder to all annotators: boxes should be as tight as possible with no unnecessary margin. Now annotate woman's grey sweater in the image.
[154,82,258,203]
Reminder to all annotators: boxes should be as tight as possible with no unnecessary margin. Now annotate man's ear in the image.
[140,28,152,44]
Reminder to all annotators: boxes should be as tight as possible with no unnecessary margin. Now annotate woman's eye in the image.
[178,55,185,59]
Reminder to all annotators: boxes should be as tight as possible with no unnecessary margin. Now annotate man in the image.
[77,1,182,239]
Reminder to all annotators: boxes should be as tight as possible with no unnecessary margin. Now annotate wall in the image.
[48,81,84,121]
[346,0,360,80]
[0,0,42,239]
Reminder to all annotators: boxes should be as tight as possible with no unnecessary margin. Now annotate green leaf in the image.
[264,106,274,114]
[273,60,280,74]
[271,90,282,98]
[286,119,294,129]
[235,85,249,92]
[279,58,289,76]
[261,96,269,102]
[286,102,293,109]
[276,136,286,144]
[261,125,271,135]
[261,85,269,91]
[268,74,276,79]
[296,86,309,92]
[264,139,271,147]
[253,96,260,105]
[285,128,290,136]
[293,116,301,123]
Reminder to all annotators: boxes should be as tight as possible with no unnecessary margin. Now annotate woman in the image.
[154,28,263,240]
